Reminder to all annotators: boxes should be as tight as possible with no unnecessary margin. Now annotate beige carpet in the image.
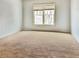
[0,31,79,58]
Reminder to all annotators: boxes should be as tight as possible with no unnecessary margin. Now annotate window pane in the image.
[34,11,43,25]
[44,10,55,25]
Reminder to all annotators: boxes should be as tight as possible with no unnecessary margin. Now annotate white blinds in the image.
[33,3,55,10]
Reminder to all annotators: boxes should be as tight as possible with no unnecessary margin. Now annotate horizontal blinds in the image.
[33,3,55,10]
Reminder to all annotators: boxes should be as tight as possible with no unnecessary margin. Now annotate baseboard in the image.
[74,35,79,43]
[0,29,21,39]
[72,33,79,43]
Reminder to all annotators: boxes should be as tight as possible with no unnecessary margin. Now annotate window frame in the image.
[33,9,43,25]
[33,9,55,26]
[32,3,56,26]
[33,10,44,25]
[44,9,55,25]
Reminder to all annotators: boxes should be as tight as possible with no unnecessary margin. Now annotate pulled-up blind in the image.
[33,3,55,10]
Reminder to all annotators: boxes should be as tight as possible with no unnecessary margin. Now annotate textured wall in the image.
[23,0,70,32]
[0,0,22,38]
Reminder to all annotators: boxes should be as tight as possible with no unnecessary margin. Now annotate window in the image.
[34,11,43,25]
[44,10,55,25]
[33,3,55,25]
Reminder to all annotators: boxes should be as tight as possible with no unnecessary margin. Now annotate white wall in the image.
[0,0,22,38]
[23,0,70,32]
[71,0,79,42]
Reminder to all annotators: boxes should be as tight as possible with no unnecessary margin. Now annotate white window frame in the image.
[44,9,55,25]
[32,3,55,26]
[33,10,43,25]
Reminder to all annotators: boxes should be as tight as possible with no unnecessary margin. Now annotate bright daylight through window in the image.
[33,3,55,25]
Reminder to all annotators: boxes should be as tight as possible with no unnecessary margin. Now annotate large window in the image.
[33,10,55,25]
[33,3,55,25]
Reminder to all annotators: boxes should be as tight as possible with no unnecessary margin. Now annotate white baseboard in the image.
[0,29,20,39]
[72,33,79,43]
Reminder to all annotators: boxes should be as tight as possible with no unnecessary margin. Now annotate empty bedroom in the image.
[0,0,79,58]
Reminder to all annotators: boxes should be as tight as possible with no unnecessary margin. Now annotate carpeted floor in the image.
[0,31,79,58]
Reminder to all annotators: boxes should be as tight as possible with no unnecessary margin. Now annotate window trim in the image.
[33,9,55,26]
[44,9,55,25]
[32,3,56,26]
[33,10,43,25]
